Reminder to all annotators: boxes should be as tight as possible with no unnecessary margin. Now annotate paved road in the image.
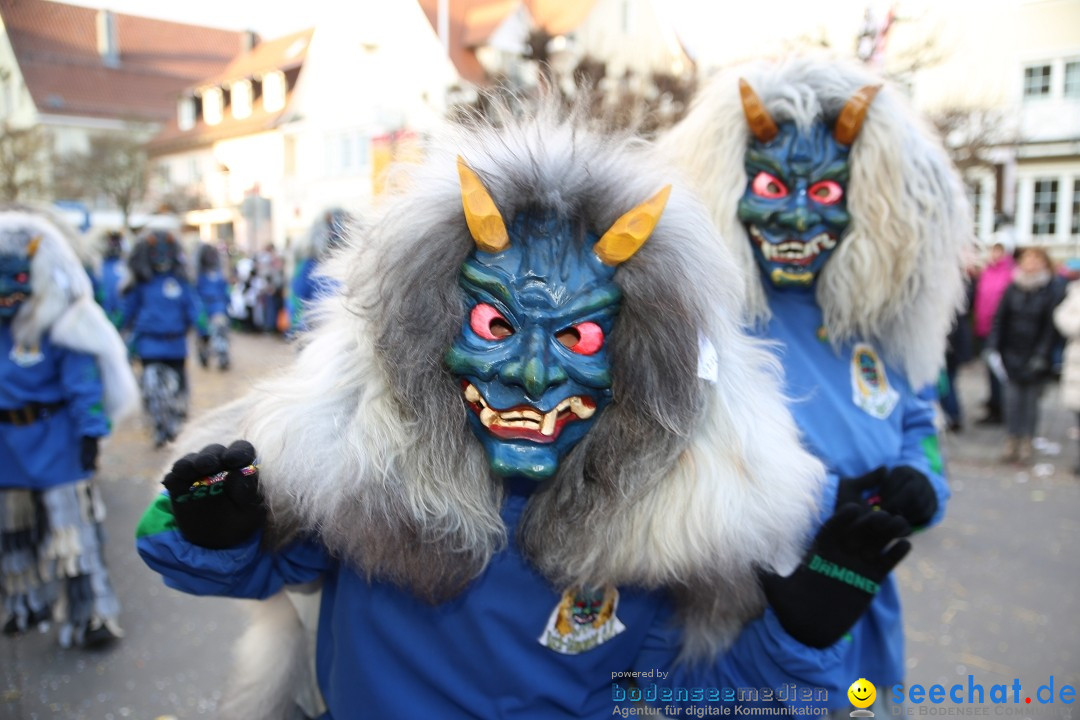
[1,336,1077,719]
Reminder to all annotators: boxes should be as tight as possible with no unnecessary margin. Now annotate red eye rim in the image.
[15,272,28,284]
[469,303,513,341]
[751,171,788,199]
[556,321,604,355]
[808,180,843,205]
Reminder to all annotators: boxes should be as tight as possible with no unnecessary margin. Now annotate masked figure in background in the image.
[95,230,129,328]
[286,208,350,337]
[0,208,137,646]
[195,243,231,371]
[662,58,971,714]
[122,230,208,447]
[136,110,913,719]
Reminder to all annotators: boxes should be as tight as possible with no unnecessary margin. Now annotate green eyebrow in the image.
[460,261,514,306]
[745,148,787,179]
[814,161,850,183]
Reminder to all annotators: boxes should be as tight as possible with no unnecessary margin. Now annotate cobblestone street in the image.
[1,334,1078,719]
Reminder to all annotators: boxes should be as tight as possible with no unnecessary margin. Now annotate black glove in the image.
[80,436,99,472]
[834,466,888,510]
[762,504,911,648]
[162,440,265,549]
[878,465,937,528]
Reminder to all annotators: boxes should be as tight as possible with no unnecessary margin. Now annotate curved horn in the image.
[834,85,881,146]
[457,156,509,253]
[26,234,41,257]
[594,185,671,266]
[738,78,779,143]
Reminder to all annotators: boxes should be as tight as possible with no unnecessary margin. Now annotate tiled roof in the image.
[148,28,313,156]
[0,0,250,121]
[200,28,312,88]
[417,0,598,84]
[147,100,285,156]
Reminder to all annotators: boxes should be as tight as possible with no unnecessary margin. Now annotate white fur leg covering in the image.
[218,586,324,720]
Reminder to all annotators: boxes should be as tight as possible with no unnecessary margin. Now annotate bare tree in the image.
[0,123,49,202]
[930,107,1016,174]
[55,130,150,230]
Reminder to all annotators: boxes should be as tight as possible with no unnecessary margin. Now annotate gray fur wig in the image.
[659,56,973,388]
[0,207,137,420]
[174,107,825,663]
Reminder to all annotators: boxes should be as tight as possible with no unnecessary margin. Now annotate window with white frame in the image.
[1023,64,1052,99]
[203,87,223,125]
[324,130,370,176]
[178,96,195,130]
[1065,61,1080,99]
[263,71,285,112]
[232,79,252,119]
[1071,179,1080,236]
[1031,178,1058,236]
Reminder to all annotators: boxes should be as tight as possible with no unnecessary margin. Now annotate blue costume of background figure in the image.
[0,210,137,648]
[730,84,949,711]
[287,209,349,336]
[195,243,231,371]
[122,230,208,446]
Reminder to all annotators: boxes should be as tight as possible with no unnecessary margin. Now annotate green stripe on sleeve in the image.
[921,434,943,475]
[135,493,178,539]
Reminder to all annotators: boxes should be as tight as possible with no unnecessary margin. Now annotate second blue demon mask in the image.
[446,158,669,481]
[736,80,879,287]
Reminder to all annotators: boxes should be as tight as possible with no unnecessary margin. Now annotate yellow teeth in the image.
[463,382,594,437]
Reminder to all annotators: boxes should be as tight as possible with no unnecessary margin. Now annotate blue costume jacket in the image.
[97,257,127,327]
[0,324,109,490]
[137,482,877,719]
[122,274,207,361]
[196,271,230,318]
[758,285,949,699]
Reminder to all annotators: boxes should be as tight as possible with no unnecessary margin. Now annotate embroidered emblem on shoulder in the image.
[538,585,626,655]
[162,277,182,299]
[10,344,44,367]
[850,342,899,419]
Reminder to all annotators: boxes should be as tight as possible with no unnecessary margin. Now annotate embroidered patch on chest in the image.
[162,278,182,299]
[538,585,626,655]
[850,343,899,419]
[9,344,44,367]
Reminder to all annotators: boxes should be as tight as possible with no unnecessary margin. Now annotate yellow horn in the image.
[26,234,41,257]
[834,85,881,146]
[739,78,779,143]
[457,156,509,253]
[594,185,671,266]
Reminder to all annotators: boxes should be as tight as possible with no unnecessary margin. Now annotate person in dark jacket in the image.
[987,246,1063,462]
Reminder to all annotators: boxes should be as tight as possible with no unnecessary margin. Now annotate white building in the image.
[148,0,458,253]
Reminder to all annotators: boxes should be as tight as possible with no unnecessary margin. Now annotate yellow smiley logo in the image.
[848,678,876,708]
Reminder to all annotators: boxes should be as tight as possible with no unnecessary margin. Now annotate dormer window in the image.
[232,79,252,119]
[178,96,196,130]
[263,71,285,112]
[203,87,223,125]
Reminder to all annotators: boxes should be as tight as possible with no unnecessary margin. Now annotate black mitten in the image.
[162,440,265,549]
[834,466,887,509]
[80,436,99,472]
[762,504,911,648]
[878,465,937,528]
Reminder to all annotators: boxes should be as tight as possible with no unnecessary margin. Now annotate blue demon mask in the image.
[446,158,669,481]
[735,80,879,287]
[0,234,35,320]
[147,231,181,274]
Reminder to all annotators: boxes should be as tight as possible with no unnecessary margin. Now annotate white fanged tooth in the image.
[541,408,558,436]
[569,396,595,419]
[464,383,481,403]
[480,407,497,428]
